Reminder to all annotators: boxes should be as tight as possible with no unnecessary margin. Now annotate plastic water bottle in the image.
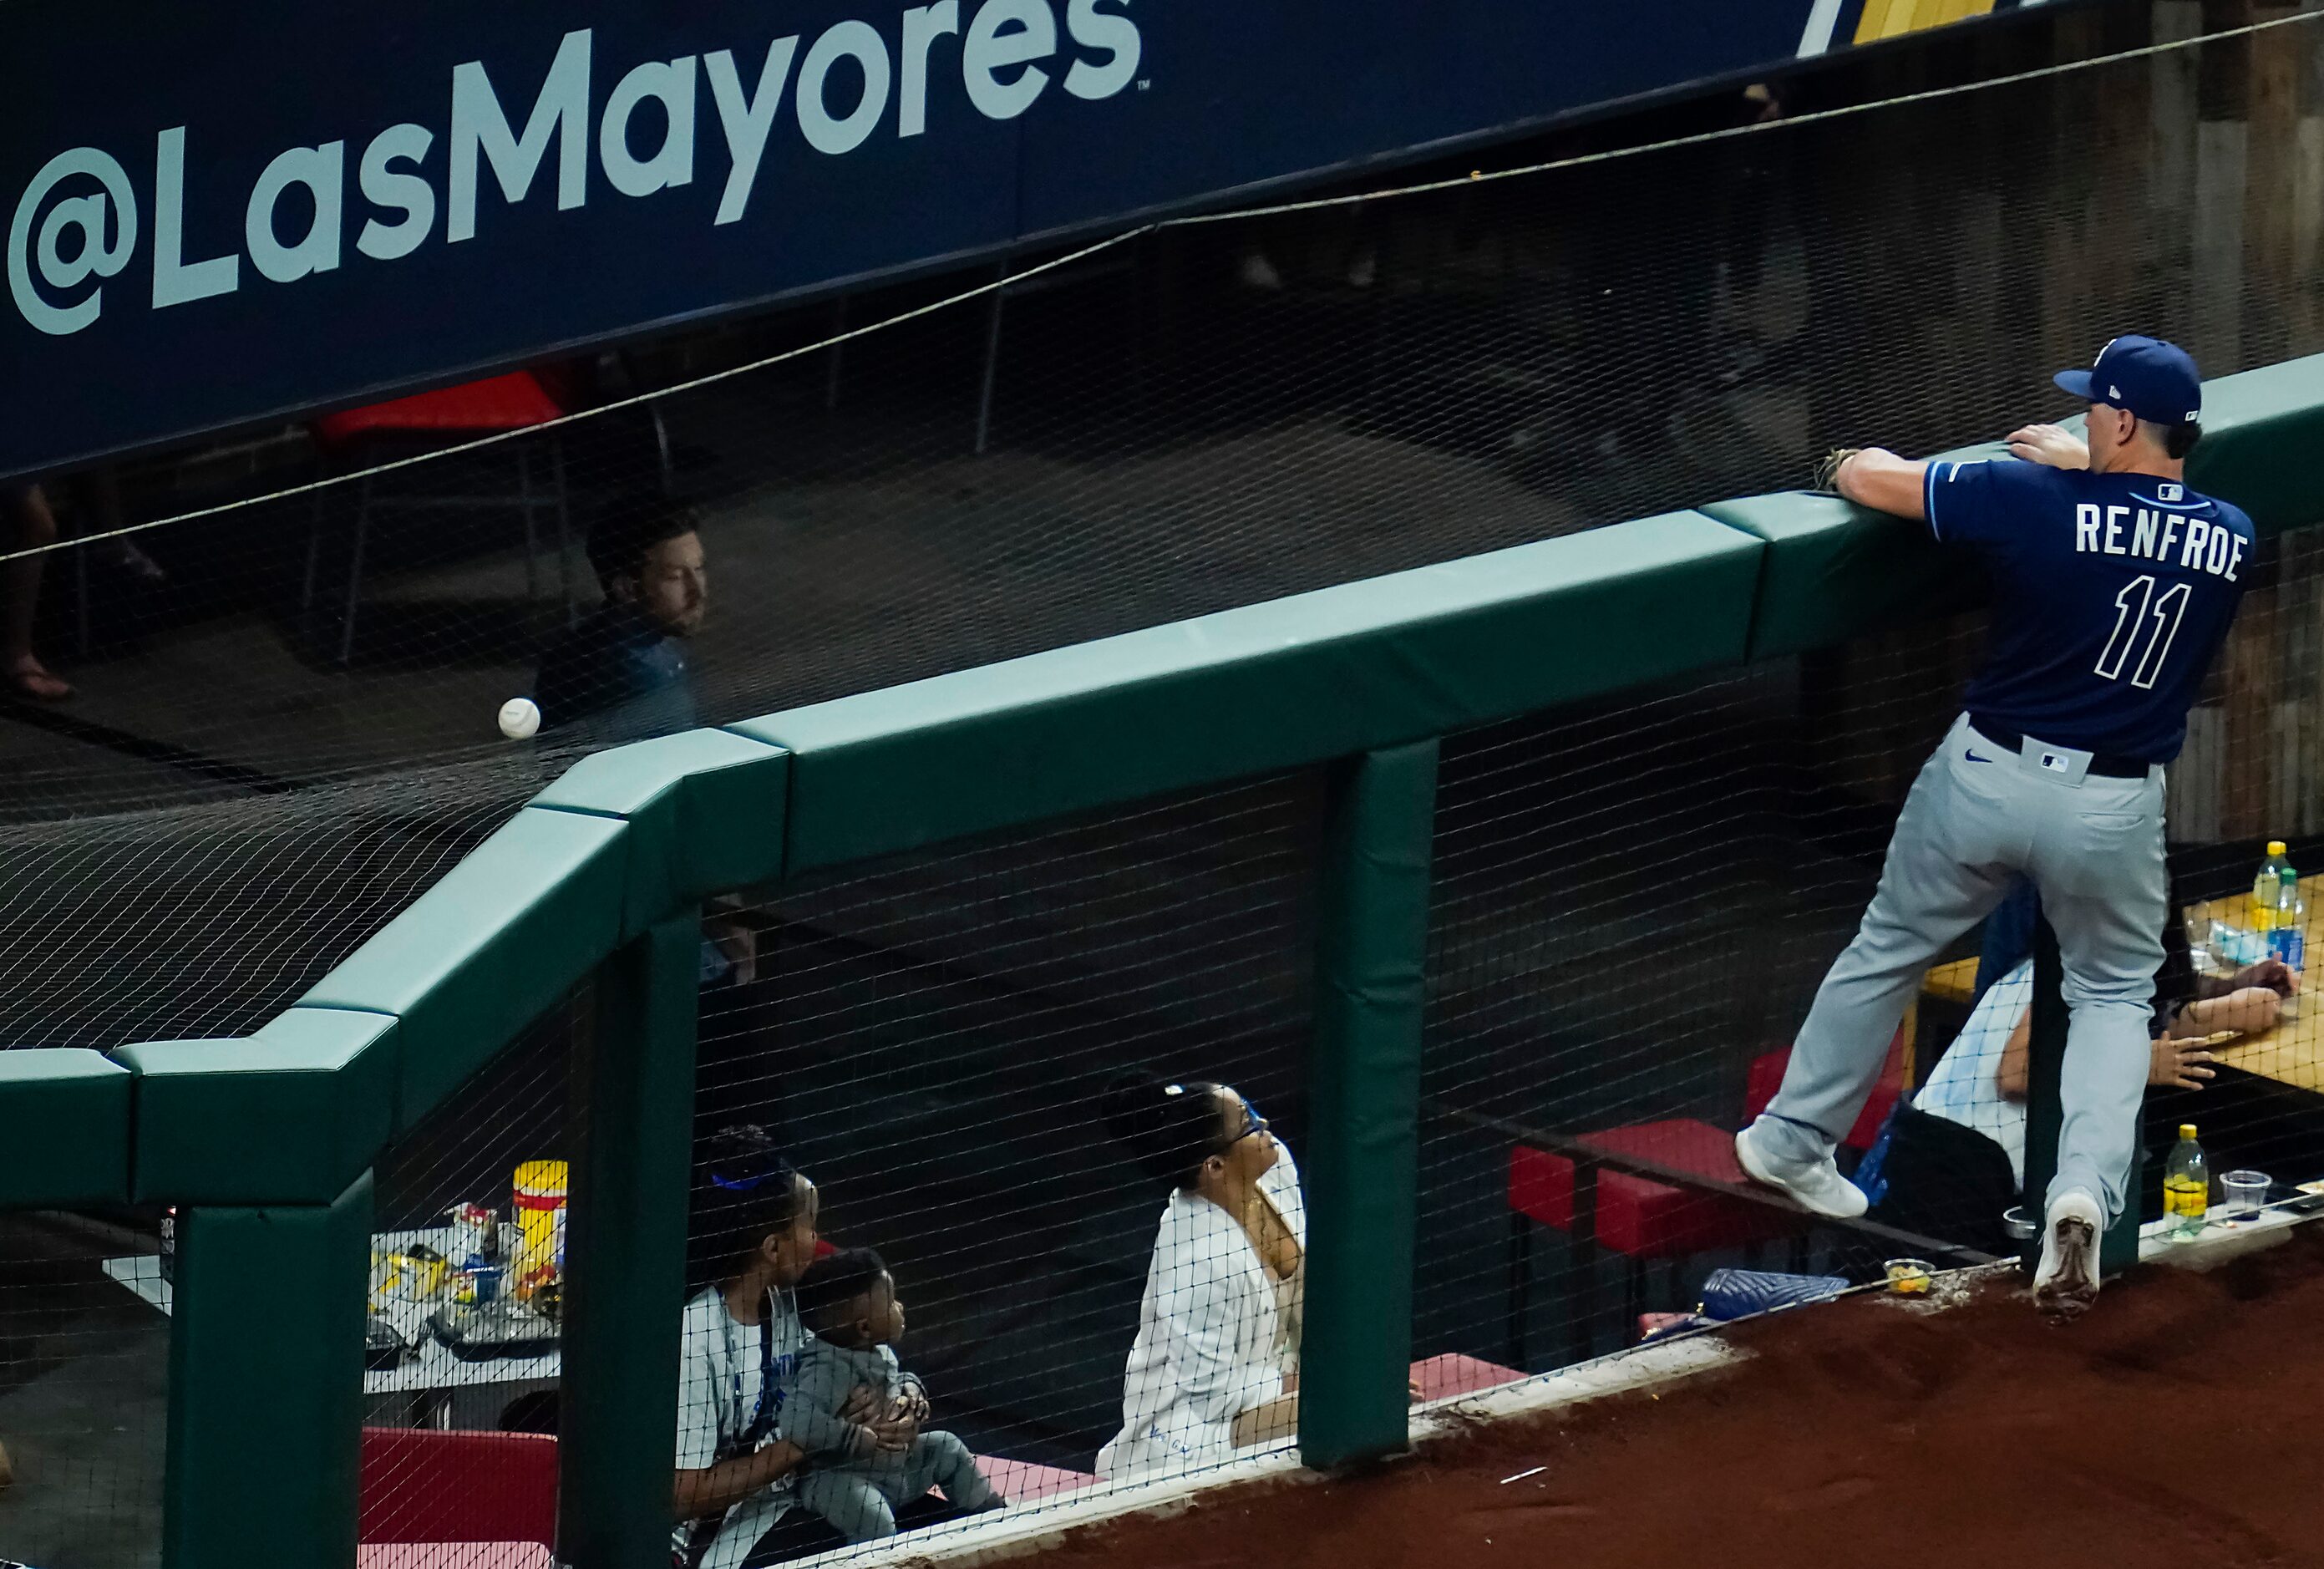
[2271,866,2306,970]
[2164,1124,2210,1241]
[2253,841,2292,934]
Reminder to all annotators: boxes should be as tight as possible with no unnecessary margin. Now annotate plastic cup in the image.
[2221,1170,2271,1217]
[2002,1206,2038,1242]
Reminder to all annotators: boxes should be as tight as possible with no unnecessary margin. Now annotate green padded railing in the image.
[6,350,2319,1568]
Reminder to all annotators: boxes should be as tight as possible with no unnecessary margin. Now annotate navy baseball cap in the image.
[2053,335,2202,425]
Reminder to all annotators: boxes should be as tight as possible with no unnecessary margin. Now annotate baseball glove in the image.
[1811,447,1863,495]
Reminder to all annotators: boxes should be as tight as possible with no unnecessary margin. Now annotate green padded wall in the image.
[118,1008,398,1206]
[1299,741,1439,1468]
[163,1171,371,1569]
[9,345,2323,1569]
[530,728,791,937]
[559,917,702,1569]
[739,511,1762,871]
[0,1049,131,1206]
[298,806,627,1130]
[2189,351,2324,534]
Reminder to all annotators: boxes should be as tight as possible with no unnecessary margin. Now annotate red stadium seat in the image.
[358,1427,557,1547]
[1505,1030,1905,1368]
[1409,1352,1526,1403]
[302,370,575,663]
[974,1455,1097,1503]
[1743,1043,1901,1152]
[315,373,566,446]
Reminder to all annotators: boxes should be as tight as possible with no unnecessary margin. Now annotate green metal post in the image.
[560,917,702,1569]
[163,1170,372,1569]
[1300,739,1439,1470]
[2023,918,2141,1272]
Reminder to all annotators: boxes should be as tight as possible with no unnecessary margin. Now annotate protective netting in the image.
[0,757,534,1054]
[355,989,578,1557]
[8,9,2324,1556]
[1421,526,2324,1374]
[0,1214,164,1568]
[0,12,2317,1061]
[678,774,1316,1560]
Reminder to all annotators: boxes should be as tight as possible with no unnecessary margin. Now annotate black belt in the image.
[1969,721,2151,779]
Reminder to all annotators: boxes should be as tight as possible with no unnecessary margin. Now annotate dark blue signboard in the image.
[0,0,2022,481]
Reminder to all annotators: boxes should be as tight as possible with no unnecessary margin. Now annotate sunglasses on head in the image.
[708,1165,794,1193]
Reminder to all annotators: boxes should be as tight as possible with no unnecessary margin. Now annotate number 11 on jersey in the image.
[2094,573,2191,689]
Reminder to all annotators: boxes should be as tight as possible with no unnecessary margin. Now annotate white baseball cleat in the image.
[2032,1188,2103,1318]
[1733,1122,1869,1219]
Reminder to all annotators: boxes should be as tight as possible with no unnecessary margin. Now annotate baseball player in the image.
[1734,335,2252,1317]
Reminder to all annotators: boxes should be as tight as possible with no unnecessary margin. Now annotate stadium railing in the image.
[5,349,2321,1569]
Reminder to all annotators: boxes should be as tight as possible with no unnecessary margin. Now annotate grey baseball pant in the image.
[1751,713,2167,1223]
[794,1429,1000,1543]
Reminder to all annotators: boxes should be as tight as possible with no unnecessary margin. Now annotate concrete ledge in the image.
[785,1334,1742,1569]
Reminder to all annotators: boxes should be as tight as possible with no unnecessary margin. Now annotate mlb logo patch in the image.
[2041,753,2068,773]
[2160,482,2184,503]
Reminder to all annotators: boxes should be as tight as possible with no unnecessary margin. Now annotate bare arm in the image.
[703,896,759,986]
[2176,987,2285,1038]
[1834,448,1931,522]
[1998,1001,2228,1102]
[1229,1386,1298,1448]
[2007,424,2090,470]
[1995,1011,2033,1101]
[672,1439,805,1521]
[2195,958,2300,1004]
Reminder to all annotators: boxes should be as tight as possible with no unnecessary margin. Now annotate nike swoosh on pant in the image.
[1966,750,1992,763]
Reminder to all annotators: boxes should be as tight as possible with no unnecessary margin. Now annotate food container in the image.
[1883,1258,1935,1295]
[2002,1206,2038,1242]
[513,1161,568,1283]
[2220,1170,2271,1216]
[452,1262,505,1306]
[447,1202,496,1262]
[377,1245,447,1302]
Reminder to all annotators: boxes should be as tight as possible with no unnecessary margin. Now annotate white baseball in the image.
[498,697,541,740]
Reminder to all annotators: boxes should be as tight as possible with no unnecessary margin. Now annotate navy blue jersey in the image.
[1925,458,2252,764]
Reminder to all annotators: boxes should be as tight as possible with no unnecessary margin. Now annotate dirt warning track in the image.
[1033,1231,2324,1569]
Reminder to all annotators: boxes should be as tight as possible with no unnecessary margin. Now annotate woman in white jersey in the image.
[673,1127,915,1569]
[1097,1074,1305,1480]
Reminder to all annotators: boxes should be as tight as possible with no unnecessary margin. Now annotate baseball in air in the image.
[498,698,541,739]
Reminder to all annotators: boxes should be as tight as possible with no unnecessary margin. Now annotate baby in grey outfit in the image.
[787,1247,1002,1542]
